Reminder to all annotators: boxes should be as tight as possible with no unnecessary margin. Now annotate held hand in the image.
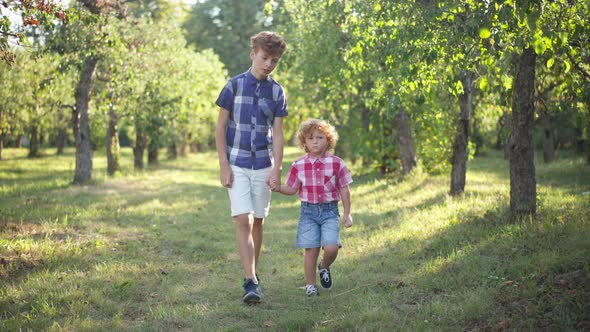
[342,214,353,228]
[268,178,279,191]
[267,172,281,192]
[220,163,233,188]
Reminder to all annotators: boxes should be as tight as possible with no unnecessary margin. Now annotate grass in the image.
[1,146,589,331]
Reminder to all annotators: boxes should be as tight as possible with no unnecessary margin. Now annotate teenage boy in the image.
[215,31,287,304]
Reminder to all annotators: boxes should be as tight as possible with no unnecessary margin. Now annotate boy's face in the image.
[250,48,280,80]
[304,129,328,157]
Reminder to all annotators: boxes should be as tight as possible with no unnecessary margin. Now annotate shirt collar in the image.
[306,151,329,163]
[246,68,271,85]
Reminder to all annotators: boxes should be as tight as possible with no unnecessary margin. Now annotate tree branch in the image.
[566,51,590,82]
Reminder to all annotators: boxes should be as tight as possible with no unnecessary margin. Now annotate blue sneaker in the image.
[242,278,261,304]
[318,262,333,290]
[305,284,319,297]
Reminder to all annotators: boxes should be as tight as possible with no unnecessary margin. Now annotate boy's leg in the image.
[320,245,339,269]
[304,247,321,285]
[318,245,338,290]
[252,217,264,278]
[235,214,256,280]
[250,166,271,280]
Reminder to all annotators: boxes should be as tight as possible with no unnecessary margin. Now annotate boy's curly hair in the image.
[251,31,287,58]
[296,119,339,153]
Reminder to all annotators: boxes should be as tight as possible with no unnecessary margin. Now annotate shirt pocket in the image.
[259,98,277,123]
[323,170,337,193]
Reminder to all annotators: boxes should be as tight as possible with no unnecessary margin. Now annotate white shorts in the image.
[228,165,272,218]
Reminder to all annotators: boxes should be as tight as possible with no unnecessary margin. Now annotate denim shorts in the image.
[296,201,341,248]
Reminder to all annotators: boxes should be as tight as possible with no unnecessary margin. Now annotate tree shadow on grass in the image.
[339,200,590,330]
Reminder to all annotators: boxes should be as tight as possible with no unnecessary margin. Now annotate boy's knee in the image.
[323,245,339,254]
[234,214,251,226]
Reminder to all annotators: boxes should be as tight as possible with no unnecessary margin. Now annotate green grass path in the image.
[1,147,589,331]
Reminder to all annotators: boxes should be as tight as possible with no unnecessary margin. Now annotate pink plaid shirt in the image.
[285,152,353,203]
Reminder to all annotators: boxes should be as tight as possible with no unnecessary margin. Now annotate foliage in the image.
[183,0,271,76]
[0,0,67,64]
[270,0,589,176]
[89,18,227,152]
[0,51,75,151]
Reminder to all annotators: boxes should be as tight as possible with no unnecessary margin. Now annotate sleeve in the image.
[337,160,353,188]
[285,163,300,189]
[215,80,234,112]
[274,85,288,118]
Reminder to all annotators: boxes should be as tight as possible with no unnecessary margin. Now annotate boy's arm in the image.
[339,185,353,227]
[269,117,285,187]
[215,108,232,188]
[276,183,298,196]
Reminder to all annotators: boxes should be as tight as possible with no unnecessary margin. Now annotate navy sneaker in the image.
[242,278,261,304]
[318,262,333,290]
[305,284,319,297]
[255,273,262,293]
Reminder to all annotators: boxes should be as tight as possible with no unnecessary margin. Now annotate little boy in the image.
[272,119,353,296]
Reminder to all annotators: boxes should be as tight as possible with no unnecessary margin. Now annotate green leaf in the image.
[533,34,546,55]
[479,75,488,91]
[564,59,571,73]
[479,28,492,39]
[546,58,554,69]
[527,9,540,31]
[543,36,553,51]
[455,80,464,94]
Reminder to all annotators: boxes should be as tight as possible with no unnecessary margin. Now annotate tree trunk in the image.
[179,139,188,157]
[539,110,555,163]
[394,105,416,175]
[56,108,68,155]
[584,107,590,164]
[56,126,67,155]
[472,114,484,156]
[133,127,146,170]
[73,56,99,184]
[167,141,178,160]
[71,107,79,149]
[106,106,120,176]
[148,139,158,165]
[28,123,40,158]
[503,110,511,160]
[0,135,4,160]
[28,99,41,158]
[450,71,473,196]
[380,113,396,174]
[509,47,537,219]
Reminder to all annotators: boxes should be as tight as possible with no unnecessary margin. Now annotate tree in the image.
[481,0,588,218]
[44,0,128,183]
[183,0,269,76]
[0,0,67,64]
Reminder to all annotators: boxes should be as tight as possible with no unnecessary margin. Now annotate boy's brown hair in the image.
[296,119,339,153]
[251,31,287,58]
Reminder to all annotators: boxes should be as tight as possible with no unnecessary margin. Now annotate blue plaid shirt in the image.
[216,69,288,170]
